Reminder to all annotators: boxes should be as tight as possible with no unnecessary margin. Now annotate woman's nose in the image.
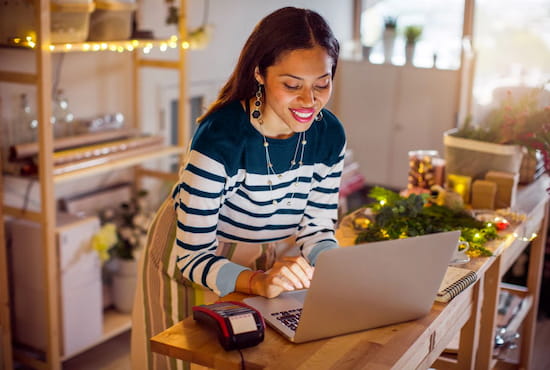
[298,88,315,106]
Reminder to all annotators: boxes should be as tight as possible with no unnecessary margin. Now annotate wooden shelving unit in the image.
[0,1,189,368]
[0,153,13,370]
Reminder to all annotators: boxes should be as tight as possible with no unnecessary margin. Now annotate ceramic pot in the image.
[111,258,138,313]
[405,43,416,65]
[382,28,396,64]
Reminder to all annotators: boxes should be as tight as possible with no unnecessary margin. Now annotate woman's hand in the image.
[251,256,314,298]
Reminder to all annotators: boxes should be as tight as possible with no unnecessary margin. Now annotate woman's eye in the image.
[284,83,300,90]
[315,84,330,90]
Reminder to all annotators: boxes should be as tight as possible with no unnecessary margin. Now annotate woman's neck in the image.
[244,98,294,139]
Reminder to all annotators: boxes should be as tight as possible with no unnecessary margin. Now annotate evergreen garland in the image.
[354,187,498,257]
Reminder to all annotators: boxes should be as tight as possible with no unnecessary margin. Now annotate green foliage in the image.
[384,16,398,29]
[454,83,550,173]
[404,25,423,44]
[355,187,497,257]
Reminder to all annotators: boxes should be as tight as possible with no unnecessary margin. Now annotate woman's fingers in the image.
[274,257,314,290]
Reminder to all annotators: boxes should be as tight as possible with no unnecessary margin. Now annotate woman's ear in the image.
[254,67,265,85]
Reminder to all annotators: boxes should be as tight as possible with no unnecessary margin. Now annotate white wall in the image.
[333,60,459,189]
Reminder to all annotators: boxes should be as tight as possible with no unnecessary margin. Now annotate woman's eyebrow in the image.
[279,73,332,80]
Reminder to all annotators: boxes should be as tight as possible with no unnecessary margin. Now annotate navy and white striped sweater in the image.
[171,100,346,296]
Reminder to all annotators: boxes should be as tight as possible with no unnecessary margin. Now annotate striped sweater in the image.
[171,100,346,296]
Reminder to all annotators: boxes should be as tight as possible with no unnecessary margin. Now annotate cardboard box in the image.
[471,180,497,210]
[485,171,519,209]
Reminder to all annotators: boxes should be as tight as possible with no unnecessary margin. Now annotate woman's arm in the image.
[173,149,248,296]
[296,143,346,264]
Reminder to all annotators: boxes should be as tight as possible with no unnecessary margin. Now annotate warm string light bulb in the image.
[512,232,537,242]
[13,35,196,53]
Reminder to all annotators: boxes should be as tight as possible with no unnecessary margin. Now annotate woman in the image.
[131,6,346,369]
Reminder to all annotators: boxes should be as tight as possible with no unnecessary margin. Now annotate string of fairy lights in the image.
[9,35,192,53]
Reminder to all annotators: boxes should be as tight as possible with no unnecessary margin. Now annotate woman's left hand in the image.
[250,256,314,298]
[268,256,314,290]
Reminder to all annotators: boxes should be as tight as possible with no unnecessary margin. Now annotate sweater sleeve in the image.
[171,149,248,297]
[296,143,346,265]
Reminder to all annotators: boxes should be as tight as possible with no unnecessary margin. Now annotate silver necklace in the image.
[257,122,306,206]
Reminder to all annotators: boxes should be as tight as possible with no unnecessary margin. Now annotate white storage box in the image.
[0,0,94,45]
[8,213,102,358]
[87,0,136,41]
[444,128,524,182]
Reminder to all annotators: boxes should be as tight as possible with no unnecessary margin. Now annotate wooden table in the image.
[150,177,549,369]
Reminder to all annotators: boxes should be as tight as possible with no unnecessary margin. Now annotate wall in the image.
[333,60,459,189]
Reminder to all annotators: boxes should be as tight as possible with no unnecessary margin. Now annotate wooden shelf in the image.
[53,145,184,184]
[61,309,131,361]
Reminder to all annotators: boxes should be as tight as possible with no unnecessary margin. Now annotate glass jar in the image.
[408,150,441,190]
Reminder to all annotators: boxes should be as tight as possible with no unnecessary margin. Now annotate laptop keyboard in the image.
[272,308,302,332]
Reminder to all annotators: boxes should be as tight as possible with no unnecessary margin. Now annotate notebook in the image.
[243,230,460,343]
[436,266,478,303]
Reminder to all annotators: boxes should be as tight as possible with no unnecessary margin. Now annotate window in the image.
[471,0,550,121]
[361,0,465,69]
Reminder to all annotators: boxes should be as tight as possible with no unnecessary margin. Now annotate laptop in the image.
[243,230,460,343]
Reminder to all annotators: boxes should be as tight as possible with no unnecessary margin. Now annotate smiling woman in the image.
[131,6,346,370]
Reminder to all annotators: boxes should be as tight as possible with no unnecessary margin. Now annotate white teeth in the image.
[292,110,313,118]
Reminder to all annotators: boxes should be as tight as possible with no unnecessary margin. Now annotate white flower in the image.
[119,227,133,241]
[133,213,150,230]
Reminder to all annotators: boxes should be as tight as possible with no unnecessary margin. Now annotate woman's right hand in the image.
[250,256,314,298]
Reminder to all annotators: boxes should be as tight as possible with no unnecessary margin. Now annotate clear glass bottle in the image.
[15,93,39,144]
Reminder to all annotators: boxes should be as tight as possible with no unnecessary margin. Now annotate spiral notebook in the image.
[436,266,478,303]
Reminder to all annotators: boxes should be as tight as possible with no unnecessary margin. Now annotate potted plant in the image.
[382,16,398,63]
[404,25,423,64]
[92,190,153,312]
[445,84,550,183]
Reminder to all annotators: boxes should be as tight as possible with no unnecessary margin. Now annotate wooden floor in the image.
[60,317,550,370]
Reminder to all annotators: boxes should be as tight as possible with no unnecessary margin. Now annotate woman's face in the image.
[255,45,334,138]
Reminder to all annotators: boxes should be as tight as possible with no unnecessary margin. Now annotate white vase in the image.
[405,43,416,65]
[382,28,396,64]
[111,258,138,313]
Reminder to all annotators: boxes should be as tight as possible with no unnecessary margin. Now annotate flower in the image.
[93,190,153,262]
[91,223,118,263]
[455,83,550,173]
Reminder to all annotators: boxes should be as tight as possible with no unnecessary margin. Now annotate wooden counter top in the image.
[150,176,549,369]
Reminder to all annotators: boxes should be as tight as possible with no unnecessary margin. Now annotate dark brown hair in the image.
[197,7,340,122]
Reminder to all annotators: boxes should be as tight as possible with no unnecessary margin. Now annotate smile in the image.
[290,108,315,122]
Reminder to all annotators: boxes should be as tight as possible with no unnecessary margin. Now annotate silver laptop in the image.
[244,230,460,343]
